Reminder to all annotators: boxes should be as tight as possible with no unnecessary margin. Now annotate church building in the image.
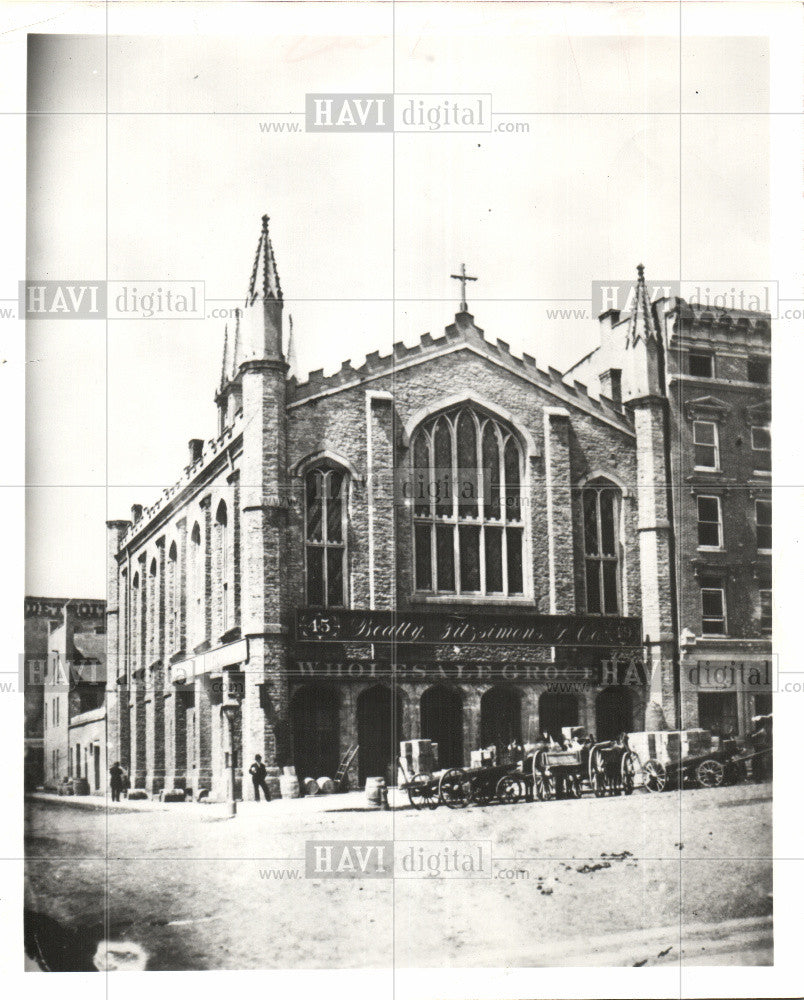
[105,215,742,798]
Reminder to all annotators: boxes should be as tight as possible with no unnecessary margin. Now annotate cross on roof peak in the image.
[450,263,478,312]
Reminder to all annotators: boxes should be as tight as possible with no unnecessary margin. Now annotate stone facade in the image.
[106,219,708,799]
[566,276,772,735]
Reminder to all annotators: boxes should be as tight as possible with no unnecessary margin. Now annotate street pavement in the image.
[25,781,772,970]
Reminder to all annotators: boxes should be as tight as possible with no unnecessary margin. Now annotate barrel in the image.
[365,776,387,806]
[317,776,335,795]
[279,774,300,799]
[303,777,319,796]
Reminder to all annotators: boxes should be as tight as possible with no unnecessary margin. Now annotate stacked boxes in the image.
[469,747,497,769]
[628,729,712,765]
[399,739,439,782]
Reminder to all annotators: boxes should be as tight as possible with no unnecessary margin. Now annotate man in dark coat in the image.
[109,762,123,803]
[248,754,271,801]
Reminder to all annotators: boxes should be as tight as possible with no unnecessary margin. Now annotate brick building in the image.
[38,599,106,789]
[24,597,105,788]
[105,217,701,799]
[566,270,772,737]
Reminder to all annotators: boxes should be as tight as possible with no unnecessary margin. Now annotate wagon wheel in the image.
[472,780,494,807]
[536,771,554,800]
[643,759,666,792]
[407,773,438,810]
[496,774,526,805]
[621,752,637,796]
[439,768,472,809]
[695,758,725,789]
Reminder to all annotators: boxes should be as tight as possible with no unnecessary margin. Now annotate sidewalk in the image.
[27,788,406,816]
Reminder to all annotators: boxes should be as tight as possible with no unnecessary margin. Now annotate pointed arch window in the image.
[167,542,178,652]
[305,465,347,607]
[412,406,525,596]
[148,558,158,661]
[582,480,622,615]
[131,572,140,675]
[215,501,230,633]
[190,522,203,644]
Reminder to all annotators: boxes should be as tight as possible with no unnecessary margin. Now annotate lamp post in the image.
[220,696,239,818]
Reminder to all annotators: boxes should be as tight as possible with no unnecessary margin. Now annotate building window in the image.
[692,420,719,470]
[148,558,158,661]
[751,425,771,473]
[747,357,770,384]
[411,407,525,597]
[215,501,230,633]
[583,481,622,614]
[698,692,738,738]
[131,572,140,672]
[696,495,723,549]
[688,352,714,378]
[190,523,203,644]
[700,576,726,635]
[755,499,772,551]
[305,466,347,607]
[167,542,178,651]
[759,589,772,635]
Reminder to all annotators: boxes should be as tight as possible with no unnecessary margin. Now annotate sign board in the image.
[296,609,641,648]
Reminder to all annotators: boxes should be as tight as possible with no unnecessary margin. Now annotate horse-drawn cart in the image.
[529,737,640,799]
[398,753,530,809]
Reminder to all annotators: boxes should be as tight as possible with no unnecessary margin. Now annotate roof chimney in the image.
[131,504,143,522]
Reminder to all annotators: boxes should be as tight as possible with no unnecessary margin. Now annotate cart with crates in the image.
[626,728,755,791]
[398,740,533,809]
[528,729,640,799]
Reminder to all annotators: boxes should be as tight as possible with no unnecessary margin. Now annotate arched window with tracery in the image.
[167,542,178,652]
[305,465,347,607]
[148,558,158,662]
[215,500,230,633]
[131,572,140,674]
[582,478,622,615]
[189,522,203,644]
[411,406,525,596]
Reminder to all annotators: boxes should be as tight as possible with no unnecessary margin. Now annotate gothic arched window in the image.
[305,465,347,607]
[167,542,178,652]
[131,572,139,674]
[148,558,158,661]
[215,500,230,632]
[190,522,203,644]
[412,406,525,596]
[582,479,622,615]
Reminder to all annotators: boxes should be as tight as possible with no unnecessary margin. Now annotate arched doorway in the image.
[420,685,464,768]
[356,685,403,786]
[291,685,340,781]
[480,686,523,751]
[538,692,579,742]
[595,686,635,741]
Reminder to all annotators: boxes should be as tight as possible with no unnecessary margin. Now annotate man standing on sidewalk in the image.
[248,754,271,801]
[109,762,123,803]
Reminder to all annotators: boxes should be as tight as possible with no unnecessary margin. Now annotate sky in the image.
[24,13,772,597]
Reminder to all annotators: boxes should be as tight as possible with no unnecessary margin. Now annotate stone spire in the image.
[239,214,284,364]
[220,321,231,391]
[216,214,284,426]
[628,263,659,345]
[247,214,283,305]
